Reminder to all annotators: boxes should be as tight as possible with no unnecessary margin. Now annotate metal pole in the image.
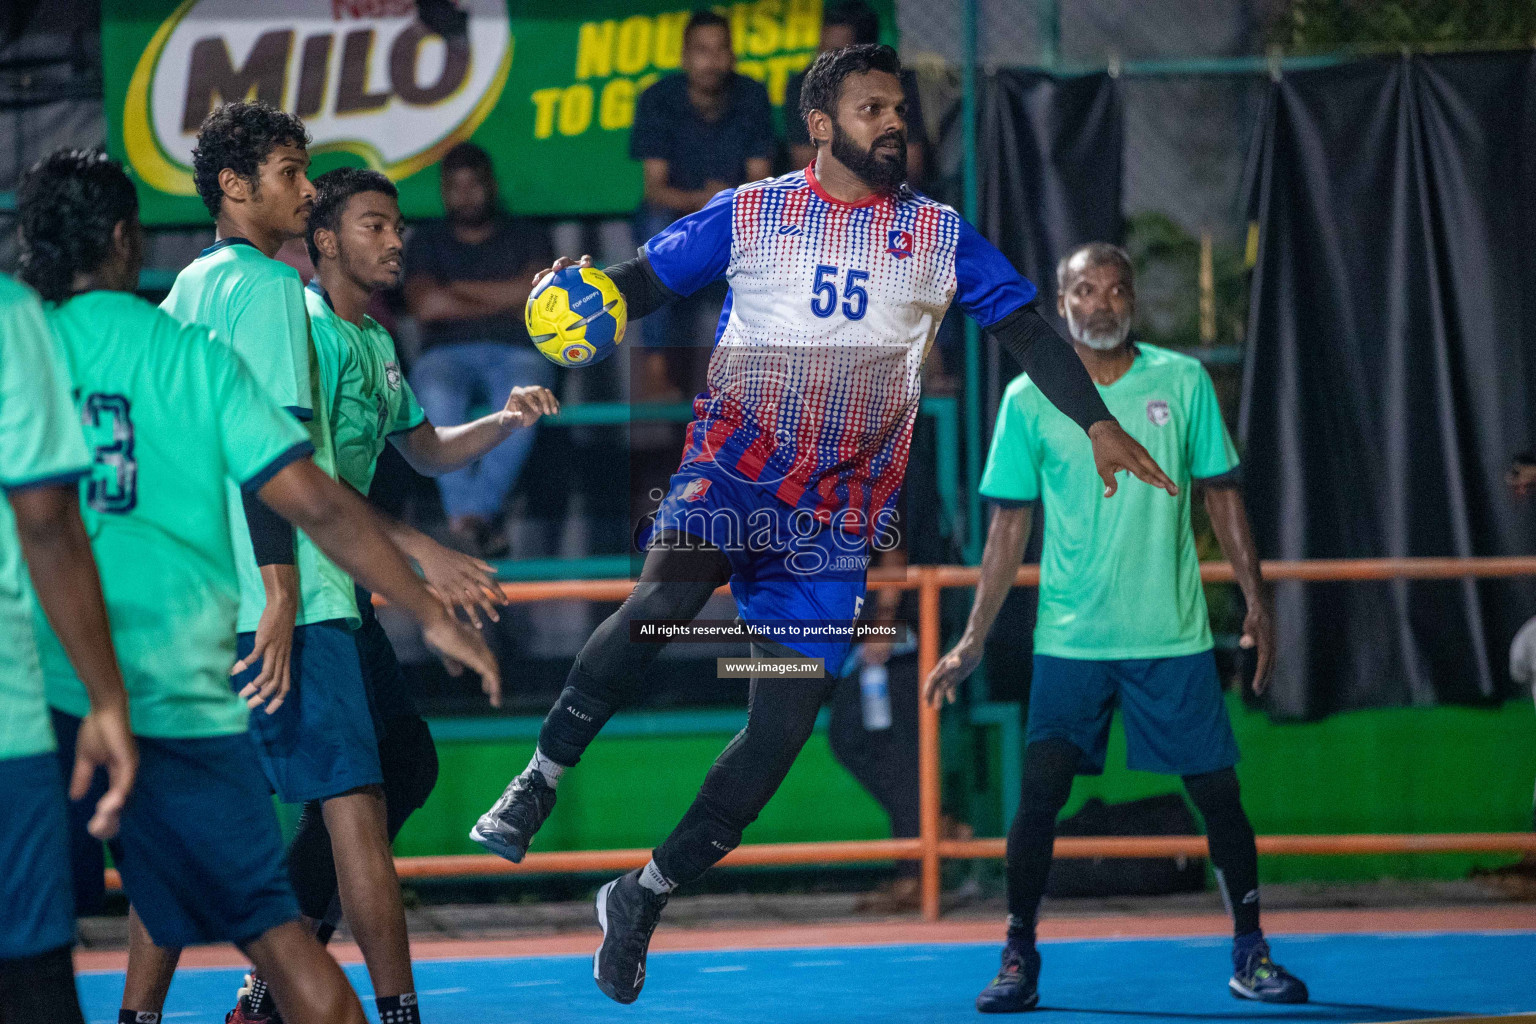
[961,0,983,564]
[1038,0,1060,69]
[917,567,943,921]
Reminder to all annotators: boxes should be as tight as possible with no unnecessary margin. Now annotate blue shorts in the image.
[52,714,299,949]
[1027,651,1240,777]
[646,465,869,666]
[0,753,75,958]
[235,619,382,803]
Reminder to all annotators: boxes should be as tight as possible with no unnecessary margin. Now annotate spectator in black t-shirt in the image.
[783,1,927,185]
[628,9,774,396]
[403,142,554,556]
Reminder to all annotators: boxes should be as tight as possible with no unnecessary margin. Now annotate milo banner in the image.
[103,0,894,225]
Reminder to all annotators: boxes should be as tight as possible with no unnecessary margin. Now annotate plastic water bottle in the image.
[860,662,892,730]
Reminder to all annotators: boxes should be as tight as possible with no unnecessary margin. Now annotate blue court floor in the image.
[79,931,1535,1024]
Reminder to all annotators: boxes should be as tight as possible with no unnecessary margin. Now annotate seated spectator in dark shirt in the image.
[783,1,928,185]
[403,142,554,556]
[628,9,774,397]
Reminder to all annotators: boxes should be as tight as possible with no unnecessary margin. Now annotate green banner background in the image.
[104,0,896,225]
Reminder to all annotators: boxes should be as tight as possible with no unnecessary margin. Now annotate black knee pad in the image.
[654,798,745,886]
[1182,767,1242,814]
[538,680,617,767]
[1019,737,1080,815]
[380,714,439,823]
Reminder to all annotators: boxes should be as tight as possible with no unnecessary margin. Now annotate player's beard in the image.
[830,119,907,192]
[1068,307,1132,351]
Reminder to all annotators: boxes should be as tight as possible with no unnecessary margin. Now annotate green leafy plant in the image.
[1122,211,1248,351]
[1274,0,1536,50]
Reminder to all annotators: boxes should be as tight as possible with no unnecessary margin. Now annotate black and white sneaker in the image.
[593,869,668,1004]
[468,769,557,863]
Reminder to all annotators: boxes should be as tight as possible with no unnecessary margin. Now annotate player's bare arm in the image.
[1204,483,1275,693]
[255,458,502,705]
[233,564,298,712]
[11,482,137,839]
[923,503,1033,707]
[373,516,505,629]
[391,385,559,478]
[1089,419,1179,497]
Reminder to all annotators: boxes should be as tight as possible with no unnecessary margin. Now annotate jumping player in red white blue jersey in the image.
[472,43,1177,1004]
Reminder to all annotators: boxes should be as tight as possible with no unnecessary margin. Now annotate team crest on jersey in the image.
[886,228,914,259]
[1147,400,1171,426]
[385,361,402,390]
[679,478,712,502]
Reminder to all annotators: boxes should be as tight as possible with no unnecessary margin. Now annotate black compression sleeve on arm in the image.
[989,302,1113,433]
[242,490,295,566]
[603,254,679,321]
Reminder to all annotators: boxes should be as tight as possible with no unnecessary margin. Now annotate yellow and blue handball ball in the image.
[525,265,627,367]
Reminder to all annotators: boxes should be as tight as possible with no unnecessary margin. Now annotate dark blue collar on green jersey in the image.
[306,279,334,311]
[199,237,259,258]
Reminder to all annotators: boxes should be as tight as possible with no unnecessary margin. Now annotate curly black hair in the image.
[306,166,399,264]
[191,100,309,217]
[798,43,902,140]
[17,148,139,303]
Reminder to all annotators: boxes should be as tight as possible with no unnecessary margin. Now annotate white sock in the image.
[529,747,566,786]
[638,859,676,895]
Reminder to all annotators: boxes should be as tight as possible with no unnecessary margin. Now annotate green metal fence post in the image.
[961,0,983,565]
[1039,0,1061,69]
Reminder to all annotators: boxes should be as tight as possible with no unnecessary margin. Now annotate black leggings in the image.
[537,535,835,887]
[1005,739,1261,939]
[0,945,86,1024]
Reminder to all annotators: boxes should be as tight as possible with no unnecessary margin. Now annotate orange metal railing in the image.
[105,558,1536,917]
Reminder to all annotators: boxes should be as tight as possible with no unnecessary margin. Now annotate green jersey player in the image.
[155,103,504,1024]
[226,167,556,1024]
[0,270,134,1024]
[17,148,498,1024]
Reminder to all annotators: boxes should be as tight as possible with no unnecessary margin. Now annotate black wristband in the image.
[242,489,295,566]
[604,253,679,321]
[989,302,1113,433]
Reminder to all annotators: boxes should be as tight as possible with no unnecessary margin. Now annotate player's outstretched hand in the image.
[423,611,502,708]
[1087,420,1179,497]
[1241,595,1276,695]
[502,385,559,428]
[923,636,983,707]
[71,704,137,840]
[531,254,594,289]
[234,580,297,714]
[413,540,505,628]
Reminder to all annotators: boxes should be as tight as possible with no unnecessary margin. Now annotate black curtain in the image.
[976,70,1124,700]
[980,70,1124,417]
[1241,53,1536,719]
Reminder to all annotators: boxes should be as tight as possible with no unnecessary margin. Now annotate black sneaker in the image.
[468,769,556,863]
[1230,934,1308,1004]
[975,938,1041,1013]
[593,869,668,1004]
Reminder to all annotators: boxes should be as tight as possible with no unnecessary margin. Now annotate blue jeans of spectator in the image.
[409,341,555,520]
